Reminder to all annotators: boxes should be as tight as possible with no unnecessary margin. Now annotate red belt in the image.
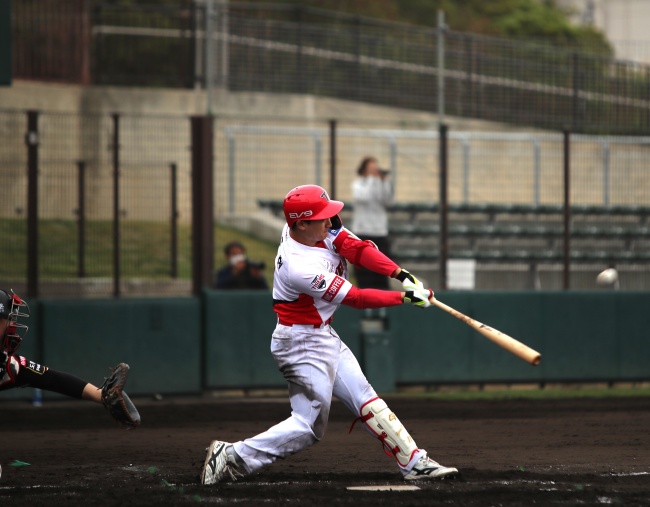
[278,317,332,328]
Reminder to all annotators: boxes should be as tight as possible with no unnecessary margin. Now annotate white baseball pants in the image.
[232,322,425,474]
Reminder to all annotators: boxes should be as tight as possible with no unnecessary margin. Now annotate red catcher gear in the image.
[283,185,344,228]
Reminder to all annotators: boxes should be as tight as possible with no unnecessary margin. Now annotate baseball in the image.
[596,268,618,285]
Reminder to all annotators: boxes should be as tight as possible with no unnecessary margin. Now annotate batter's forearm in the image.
[342,287,403,309]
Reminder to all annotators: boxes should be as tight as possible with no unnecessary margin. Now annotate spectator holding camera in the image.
[351,156,394,289]
[214,241,269,290]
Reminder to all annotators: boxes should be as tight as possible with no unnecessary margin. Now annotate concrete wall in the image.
[1,82,648,228]
[561,0,650,64]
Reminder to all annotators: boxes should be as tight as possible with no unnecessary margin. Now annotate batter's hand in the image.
[403,287,433,308]
[395,268,424,292]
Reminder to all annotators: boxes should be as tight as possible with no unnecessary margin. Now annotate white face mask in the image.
[229,253,247,266]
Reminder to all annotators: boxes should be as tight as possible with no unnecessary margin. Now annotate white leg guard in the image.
[355,397,419,467]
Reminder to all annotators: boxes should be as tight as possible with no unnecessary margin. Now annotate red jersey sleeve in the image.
[332,229,399,276]
[341,286,403,309]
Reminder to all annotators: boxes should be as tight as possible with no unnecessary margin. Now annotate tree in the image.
[248,0,611,55]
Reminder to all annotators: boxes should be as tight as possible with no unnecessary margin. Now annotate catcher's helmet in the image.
[283,185,344,228]
[0,289,30,354]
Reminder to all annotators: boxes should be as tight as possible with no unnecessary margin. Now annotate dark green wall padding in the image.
[40,298,201,395]
[3,291,649,401]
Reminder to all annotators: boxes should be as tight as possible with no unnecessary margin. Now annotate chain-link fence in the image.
[0,110,192,298]
[218,117,650,291]
[3,108,649,296]
[12,1,650,135]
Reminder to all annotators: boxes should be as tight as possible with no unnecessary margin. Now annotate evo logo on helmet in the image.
[289,210,313,219]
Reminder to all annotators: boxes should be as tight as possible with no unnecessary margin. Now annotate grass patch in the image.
[0,218,278,287]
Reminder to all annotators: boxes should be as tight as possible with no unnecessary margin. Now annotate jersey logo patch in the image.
[19,357,46,375]
[310,274,327,291]
[277,255,283,270]
[322,276,345,302]
[26,361,46,374]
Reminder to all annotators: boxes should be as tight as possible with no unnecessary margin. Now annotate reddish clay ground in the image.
[1,395,649,506]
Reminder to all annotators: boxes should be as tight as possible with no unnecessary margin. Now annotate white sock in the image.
[225,445,243,466]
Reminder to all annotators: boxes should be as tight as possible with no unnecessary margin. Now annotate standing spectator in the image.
[352,156,394,289]
[214,241,269,290]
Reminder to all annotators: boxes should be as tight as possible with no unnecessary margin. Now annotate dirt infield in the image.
[1,394,649,506]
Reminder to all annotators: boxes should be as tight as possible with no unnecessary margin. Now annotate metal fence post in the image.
[205,0,214,115]
[77,160,86,278]
[437,10,446,125]
[601,139,610,207]
[112,113,121,297]
[354,16,362,101]
[227,130,235,214]
[295,6,304,94]
[439,123,449,290]
[329,119,337,199]
[170,162,178,279]
[461,136,470,204]
[191,115,214,295]
[26,111,39,298]
[313,134,322,187]
[563,130,571,290]
[572,53,579,131]
[533,138,541,206]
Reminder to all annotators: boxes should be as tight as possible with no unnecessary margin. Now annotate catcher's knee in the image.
[353,397,419,467]
[0,354,20,389]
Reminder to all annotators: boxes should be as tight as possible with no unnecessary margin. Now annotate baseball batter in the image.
[201,185,458,484]
[0,289,140,428]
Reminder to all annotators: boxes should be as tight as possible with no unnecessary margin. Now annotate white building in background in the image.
[559,0,650,63]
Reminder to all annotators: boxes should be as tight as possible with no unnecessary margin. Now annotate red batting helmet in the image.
[283,185,344,228]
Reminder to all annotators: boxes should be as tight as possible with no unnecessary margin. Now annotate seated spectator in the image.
[214,241,269,290]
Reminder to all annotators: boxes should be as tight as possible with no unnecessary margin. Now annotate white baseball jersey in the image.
[231,222,429,477]
[273,223,353,326]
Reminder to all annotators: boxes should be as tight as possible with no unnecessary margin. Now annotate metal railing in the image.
[2,108,650,295]
[11,1,650,135]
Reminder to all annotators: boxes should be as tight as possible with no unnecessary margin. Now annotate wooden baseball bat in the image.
[431,297,541,366]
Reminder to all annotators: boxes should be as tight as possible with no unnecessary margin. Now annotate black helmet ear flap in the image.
[330,214,342,230]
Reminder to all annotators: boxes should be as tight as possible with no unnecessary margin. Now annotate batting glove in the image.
[395,268,424,292]
[403,287,433,308]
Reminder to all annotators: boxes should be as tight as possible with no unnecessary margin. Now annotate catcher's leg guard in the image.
[354,397,419,467]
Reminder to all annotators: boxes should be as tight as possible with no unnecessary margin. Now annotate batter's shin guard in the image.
[350,397,419,467]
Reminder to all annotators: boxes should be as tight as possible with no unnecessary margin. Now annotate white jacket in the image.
[351,176,394,236]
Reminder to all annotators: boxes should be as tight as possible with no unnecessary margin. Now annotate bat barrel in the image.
[431,298,541,366]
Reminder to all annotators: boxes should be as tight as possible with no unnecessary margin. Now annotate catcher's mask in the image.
[0,289,30,354]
